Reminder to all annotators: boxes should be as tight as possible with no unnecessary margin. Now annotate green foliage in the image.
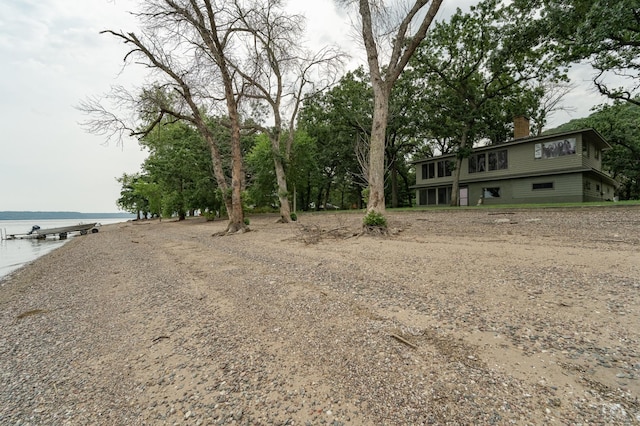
[513,0,640,105]
[248,206,278,214]
[363,210,387,228]
[298,67,422,209]
[244,217,250,226]
[409,0,563,149]
[202,211,217,221]
[118,120,224,219]
[245,134,279,208]
[298,71,368,209]
[361,187,370,204]
[290,212,297,222]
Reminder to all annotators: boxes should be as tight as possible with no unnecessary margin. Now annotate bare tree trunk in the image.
[226,101,246,233]
[271,147,291,222]
[198,124,232,215]
[367,83,390,213]
[450,128,469,207]
[356,0,443,220]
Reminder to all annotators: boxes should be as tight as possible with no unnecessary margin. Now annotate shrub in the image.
[203,211,217,221]
[290,212,297,222]
[244,217,250,226]
[363,210,387,228]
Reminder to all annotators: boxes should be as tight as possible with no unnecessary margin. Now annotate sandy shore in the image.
[1,206,639,425]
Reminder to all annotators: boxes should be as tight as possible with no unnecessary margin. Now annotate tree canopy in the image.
[407,0,566,205]
[101,0,640,216]
[515,0,640,105]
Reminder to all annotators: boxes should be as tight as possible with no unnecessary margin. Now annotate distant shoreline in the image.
[0,211,135,221]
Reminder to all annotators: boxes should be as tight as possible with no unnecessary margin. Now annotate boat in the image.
[2,223,99,240]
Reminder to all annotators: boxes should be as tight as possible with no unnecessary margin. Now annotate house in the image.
[412,118,618,206]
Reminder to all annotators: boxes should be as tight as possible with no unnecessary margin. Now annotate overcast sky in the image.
[0,0,606,213]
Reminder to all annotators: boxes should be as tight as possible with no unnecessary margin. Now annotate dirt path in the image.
[1,206,639,424]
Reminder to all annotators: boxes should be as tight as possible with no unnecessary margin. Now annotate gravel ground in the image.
[1,206,639,425]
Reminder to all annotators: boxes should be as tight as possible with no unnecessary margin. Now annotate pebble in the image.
[1,209,638,425]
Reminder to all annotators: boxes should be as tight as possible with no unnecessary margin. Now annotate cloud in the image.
[0,0,147,212]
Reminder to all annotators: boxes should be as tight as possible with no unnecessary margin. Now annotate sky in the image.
[0,0,608,213]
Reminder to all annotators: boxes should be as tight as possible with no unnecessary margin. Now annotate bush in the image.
[363,210,387,228]
[203,211,217,221]
[244,217,250,226]
[290,212,297,222]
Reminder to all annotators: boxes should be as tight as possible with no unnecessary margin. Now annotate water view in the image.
[0,218,132,281]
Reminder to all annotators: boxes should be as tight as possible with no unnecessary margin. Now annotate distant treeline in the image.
[0,211,136,221]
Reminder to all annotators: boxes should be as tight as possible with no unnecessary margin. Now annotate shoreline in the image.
[1,208,638,424]
[0,219,135,283]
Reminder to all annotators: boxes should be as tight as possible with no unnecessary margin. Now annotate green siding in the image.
[415,137,585,186]
[412,129,615,205]
[464,175,584,205]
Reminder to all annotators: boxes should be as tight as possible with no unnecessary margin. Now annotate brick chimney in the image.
[514,116,530,139]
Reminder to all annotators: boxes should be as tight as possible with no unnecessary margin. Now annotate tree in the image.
[528,79,577,136]
[517,0,640,106]
[82,1,341,231]
[116,173,148,220]
[298,69,371,209]
[299,67,431,209]
[408,0,564,206]
[338,0,443,224]
[140,121,220,220]
[231,3,345,222]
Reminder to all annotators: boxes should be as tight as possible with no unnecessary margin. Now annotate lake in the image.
[0,218,132,281]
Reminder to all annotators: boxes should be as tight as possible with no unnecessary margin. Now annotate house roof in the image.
[411,128,611,164]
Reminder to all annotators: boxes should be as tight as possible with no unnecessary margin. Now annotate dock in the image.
[2,223,99,240]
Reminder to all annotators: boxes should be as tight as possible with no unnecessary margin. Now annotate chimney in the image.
[514,116,530,139]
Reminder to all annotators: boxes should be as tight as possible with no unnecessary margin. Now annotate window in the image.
[583,142,590,157]
[437,160,452,177]
[468,153,487,173]
[468,156,477,173]
[419,188,450,205]
[488,150,508,171]
[421,163,436,180]
[419,188,437,205]
[532,182,554,190]
[477,153,486,172]
[595,149,600,160]
[585,181,591,190]
[483,187,501,198]
[537,138,577,159]
[438,187,451,205]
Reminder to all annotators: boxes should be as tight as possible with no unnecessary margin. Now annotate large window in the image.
[438,187,451,205]
[437,160,453,177]
[422,161,452,179]
[418,187,451,205]
[421,163,435,179]
[483,187,501,198]
[468,155,480,173]
[488,150,508,171]
[535,138,577,159]
[469,153,489,173]
[419,188,437,205]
